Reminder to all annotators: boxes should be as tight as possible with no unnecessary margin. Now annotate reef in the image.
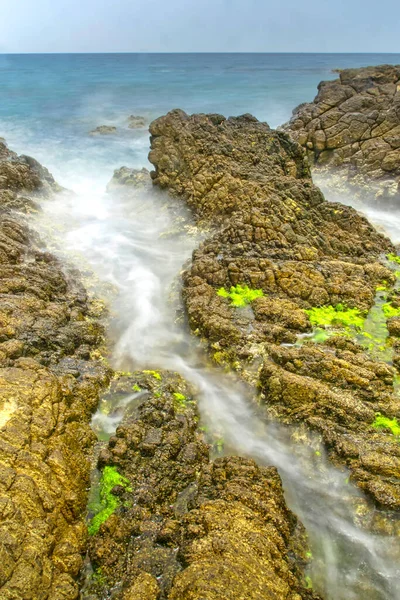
[148,109,400,509]
[86,371,320,600]
[284,64,400,202]
[0,140,110,599]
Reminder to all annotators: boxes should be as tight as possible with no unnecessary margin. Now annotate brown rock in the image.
[147,109,400,509]
[284,65,400,201]
[0,141,111,599]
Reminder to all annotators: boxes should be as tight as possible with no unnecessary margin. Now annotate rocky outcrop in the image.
[148,109,400,509]
[0,141,110,599]
[284,65,400,200]
[86,371,319,600]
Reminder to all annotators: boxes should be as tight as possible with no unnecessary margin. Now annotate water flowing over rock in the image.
[0,141,110,599]
[148,109,400,509]
[284,65,400,202]
[86,371,320,600]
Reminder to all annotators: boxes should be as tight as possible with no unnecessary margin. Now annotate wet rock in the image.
[107,166,151,191]
[127,115,146,129]
[148,109,400,509]
[0,142,111,598]
[89,125,117,136]
[87,373,319,600]
[284,65,400,202]
[260,341,400,507]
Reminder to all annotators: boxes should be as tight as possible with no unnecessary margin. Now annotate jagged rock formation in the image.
[148,109,400,509]
[0,141,110,599]
[87,371,319,600]
[284,65,400,200]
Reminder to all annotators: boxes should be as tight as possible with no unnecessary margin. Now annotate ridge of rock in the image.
[148,109,400,510]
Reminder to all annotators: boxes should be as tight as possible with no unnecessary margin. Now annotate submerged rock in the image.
[0,142,111,598]
[86,371,319,600]
[127,115,146,129]
[148,109,400,509]
[284,64,400,202]
[89,125,117,136]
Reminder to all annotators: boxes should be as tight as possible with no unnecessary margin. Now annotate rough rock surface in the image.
[148,109,400,509]
[86,371,319,600]
[284,65,400,200]
[107,166,151,191]
[0,141,110,599]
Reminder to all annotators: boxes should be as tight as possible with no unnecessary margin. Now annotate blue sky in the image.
[1,0,399,53]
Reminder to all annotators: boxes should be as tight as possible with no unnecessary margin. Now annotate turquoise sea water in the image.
[1,53,400,185]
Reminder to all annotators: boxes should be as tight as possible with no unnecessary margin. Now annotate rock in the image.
[127,115,146,129]
[107,166,151,191]
[148,109,400,509]
[0,141,111,598]
[89,125,117,136]
[87,371,319,600]
[284,65,400,201]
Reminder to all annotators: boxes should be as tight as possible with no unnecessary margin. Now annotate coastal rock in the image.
[0,142,111,599]
[127,115,146,129]
[148,109,400,509]
[284,65,400,201]
[107,166,151,191]
[87,371,319,600]
[89,125,117,136]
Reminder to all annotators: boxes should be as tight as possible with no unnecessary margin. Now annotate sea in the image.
[1,52,400,188]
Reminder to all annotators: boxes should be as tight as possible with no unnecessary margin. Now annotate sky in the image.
[0,0,399,53]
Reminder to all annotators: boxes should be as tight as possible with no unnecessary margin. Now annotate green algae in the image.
[305,304,365,329]
[356,290,392,362]
[143,369,162,380]
[382,302,400,319]
[387,253,400,265]
[301,261,400,365]
[131,383,141,392]
[173,392,187,408]
[304,575,313,590]
[217,283,264,307]
[91,567,107,586]
[372,413,400,437]
[88,466,131,535]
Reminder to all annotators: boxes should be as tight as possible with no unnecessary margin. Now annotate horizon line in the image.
[1,51,400,55]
